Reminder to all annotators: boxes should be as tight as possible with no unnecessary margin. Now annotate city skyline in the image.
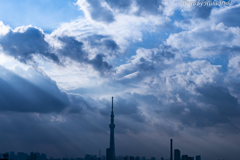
[0,138,201,160]
[0,101,202,160]
[0,0,240,160]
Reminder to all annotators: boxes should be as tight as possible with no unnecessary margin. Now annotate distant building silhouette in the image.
[135,156,140,160]
[17,152,28,160]
[195,156,200,160]
[85,154,92,160]
[106,97,116,160]
[9,152,14,160]
[0,153,8,160]
[182,155,188,160]
[174,149,180,160]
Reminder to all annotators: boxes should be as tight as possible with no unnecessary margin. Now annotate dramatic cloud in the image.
[0,27,59,64]
[0,65,69,113]
[76,0,164,24]
[0,1,240,160]
[57,36,114,74]
[100,96,145,123]
[167,22,240,58]
[0,25,114,75]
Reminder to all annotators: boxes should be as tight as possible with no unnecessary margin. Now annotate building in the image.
[174,149,180,160]
[17,152,28,160]
[135,156,140,160]
[106,97,116,160]
[84,154,92,160]
[182,155,188,160]
[0,153,9,160]
[195,156,200,160]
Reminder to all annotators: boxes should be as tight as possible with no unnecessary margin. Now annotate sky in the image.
[0,0,240,160]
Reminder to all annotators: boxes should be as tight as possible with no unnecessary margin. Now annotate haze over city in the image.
[0,0,239,160]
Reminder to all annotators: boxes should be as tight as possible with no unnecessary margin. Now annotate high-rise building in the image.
[9,152,14,160]
[182,155,188,160]
[174,149,180,160]
[29,152,37,160]
[84,154,92,160]
[17,152,28,160]
[106,97,116,160]
[195,156,200,160]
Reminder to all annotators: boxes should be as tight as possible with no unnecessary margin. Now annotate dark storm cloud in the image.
[0,27,59,63]
[0,112,109,157]
[132,93,161,107]
[58,36,87,62]
[66,94,102,114]
[132,91,228,129]
[85,35,119,52]
[168,101,230,128]
[105,0,163,14]
[135,0,163,15]
[136,46,175,73]
[100,97,145,123]
[105,0,132,11]
[196,85,240,117]
[58,36,113,74]
[0,27,114,74]
[116,45,175,82]
[154,123,181,137]
[0,65,69,113]
[86,0,115,23]
[88,54,113,73]
[67,95,88,114]
[158,83,240,130]
[84,0,163,23]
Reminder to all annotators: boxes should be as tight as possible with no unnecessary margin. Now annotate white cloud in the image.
[228,55,240,77]
[0,21,10,36]
[167,22,240,58]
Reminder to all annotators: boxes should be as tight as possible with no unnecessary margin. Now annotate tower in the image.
[170,139,173,160]
[108,97,115,160]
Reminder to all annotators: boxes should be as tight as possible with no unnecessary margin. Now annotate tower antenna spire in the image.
[112,97,113,111]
